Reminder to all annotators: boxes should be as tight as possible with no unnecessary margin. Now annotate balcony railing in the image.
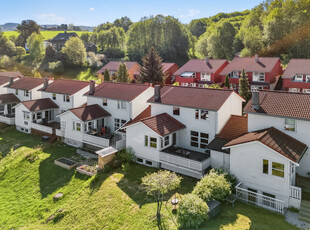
[31,123,53,134]
[290,185,302,200]
[0,115,15,125]
[83,133,110,149]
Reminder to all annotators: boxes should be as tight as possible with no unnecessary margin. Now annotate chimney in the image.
[43,77,49,90]
[89,80,95,95]
[8,77,14,87]
[154,85,161,103]
[255,54,259,63]
[252,91,260,110]
[205,57,209,64]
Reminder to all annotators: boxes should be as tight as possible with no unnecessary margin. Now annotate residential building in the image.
[96,61,141,82]
[162,63,179,85]
[172,58,228,88]
[50,32,78,50]
[0,71,23,94]
[282,59,310,93]
[125,86,245,178]
[57,82,154,150]
[85,43,97,53]
[220,55,283,91]
[0,94,20,125]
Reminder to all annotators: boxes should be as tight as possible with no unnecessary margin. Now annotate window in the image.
[24,90,29,97]
[150,137,157,148]
[36,112,42,119]
[303,89,310,94]
[52,93,56,100]
[293,75,303,82]
[251,85,264,92]
[23,111,30,120]
[63,95,70,102]
[145,160,152,166]
[181,82,188,87]
[231,71,239,78]
[195,109,209,120]
[272,162,284,178]
[253,72,265,82]
[289,88,300,93]
[117,101,126,109]
[263,159,269,174]
[0,105,4,115]
[284,119,296,131]
[137,158,143,163]
[103,98,107,106]
[306,75,310,83]
[190,83,196,87]
[190,131,209,149]
[173,107,180,116]
[73,121,81,131]
[160,136,170,148]
[15,89,18,95]
[144,136,148,146]
[201,73,211,81]
[114,118,126,130]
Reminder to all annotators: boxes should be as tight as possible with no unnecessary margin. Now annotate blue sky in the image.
[1,0,262,26]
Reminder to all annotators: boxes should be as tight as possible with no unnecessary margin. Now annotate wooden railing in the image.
[83,133,110,148]
[290,185,302,200]
[235,182,285,214]
[31,123,53,134]
[115,138,126,150]
[0,115,15,125]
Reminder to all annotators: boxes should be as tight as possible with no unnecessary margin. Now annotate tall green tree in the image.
[80,33,91,44]
[62,37,87,67]
[16,20,40,47]
[224,75,230,88]
[113,16,133,32]
[0,32,16,57]
[104,69,110,82]
[26,32,44,63]
[116,63,129,82]
[238,69,251,101]
[139,47,164,85]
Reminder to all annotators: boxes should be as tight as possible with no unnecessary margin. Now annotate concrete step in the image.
[299,206,310,214]
[301,200,310,209]
[298,200,310,223]
[299,209,310,219]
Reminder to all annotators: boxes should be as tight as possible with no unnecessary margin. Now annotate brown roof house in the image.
[96,61,141,82]
[124,85,245,179]
[222,90,310,212]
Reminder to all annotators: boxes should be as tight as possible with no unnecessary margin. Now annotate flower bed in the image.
[76,165,97,176]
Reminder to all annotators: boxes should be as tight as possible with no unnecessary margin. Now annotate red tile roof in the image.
[220,56,280,75]
[141,113,186,136]
[224,127,307,163]
[148,86,240,111]
[124,105,151,128]
[39,79,89,95]
[70,104,111,121]
[173,59,228,75]
[162,63,178,73]
[282,59,310,79]
[96,61,139,74]
[244,91,310,120]
[0,71,24,78]
[6,77,44,91]
[0,76,17,86]
[21,98,59,112]
[85,82,151,101]
[0,93,20,104]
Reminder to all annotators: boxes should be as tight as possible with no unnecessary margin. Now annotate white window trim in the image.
[253,72,265,82]
[201,72,211,81]
[261,158,285,179]
[284,118,296,132]
[73,121,82,132]
[231,71,239,78]
[195,109,209,120]
[293,74,303,82]
[117,101,126,110]
[190,131,209,149]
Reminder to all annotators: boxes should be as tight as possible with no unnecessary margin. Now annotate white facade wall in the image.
[210,150,230,170]
[131,87,154,119]
[248,113,310,177]
[229,141,294,207]
[7,84,43,101]
[72,86,89,108]
[15,104,32,133]
[59,112,84,147]
[0,83,8,94]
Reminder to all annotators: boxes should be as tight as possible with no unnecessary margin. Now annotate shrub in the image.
[193,170,231,202]
[49,61,64,75]
[211,168,237,192]
[178,194,209,228]
[116,148,136,163]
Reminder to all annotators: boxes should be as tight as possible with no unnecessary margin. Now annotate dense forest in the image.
[0,0,310,78]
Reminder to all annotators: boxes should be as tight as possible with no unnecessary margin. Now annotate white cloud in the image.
[35,14,66,24]
[89,7,95,11]
[179,9,200,19]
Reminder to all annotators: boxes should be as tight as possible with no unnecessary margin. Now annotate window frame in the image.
[253,72,265,82]
[201,72,211,81]
[117,101,126,110]
[284,118,296,131]
[52,93,56,100]
[63,95,70,102]
[190,131,209,149]
[73,121,81,132]
[263,159,269,174]
[272,162,285,178]
[195,109,209,120]
[173,106,180,116]
[23,111,30,120]
[114,118,126,131]
[149,137,157,148]
[294,74,304,82]
[103,98,107,106]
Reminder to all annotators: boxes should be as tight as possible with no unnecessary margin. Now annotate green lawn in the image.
[3,31,91,40]
[0,128,298,229]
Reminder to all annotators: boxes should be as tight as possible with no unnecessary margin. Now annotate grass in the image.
[0,127,298,230]
[3,31,91,40]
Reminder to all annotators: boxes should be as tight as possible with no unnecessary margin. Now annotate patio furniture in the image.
[225,194,237,207]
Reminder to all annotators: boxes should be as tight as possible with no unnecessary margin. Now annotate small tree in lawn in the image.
[238,69,251,101]
[139,46,164,85]
[104,69,110,82]
[178,194,209,228]
[224,75,230,88]
[116,63,129,82]
[142,170,181,220]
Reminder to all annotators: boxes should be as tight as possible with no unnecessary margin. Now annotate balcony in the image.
[31,121,60,134]
[82,131,126,150]
[0,114,15,125]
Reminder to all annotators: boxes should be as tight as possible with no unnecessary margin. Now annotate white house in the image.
[5,77,50,101]
[0,72,23,94]
[0,94,20,125]
[223,91,310,212]
[125,86,245,178]
[57,82,154,150]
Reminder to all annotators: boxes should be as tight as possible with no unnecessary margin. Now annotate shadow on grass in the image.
[88,172,112,195]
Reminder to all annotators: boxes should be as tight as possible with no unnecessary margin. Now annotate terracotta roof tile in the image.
[173,59,228,75]
[141,113,186,136]
[244,91,310,120]
[224,127,307,163]
[162,63,178,73]
[96,61,139,74]
[148,86,237,111]
[207,138,231,154]
[70,104,111,122]
[124,105,151,128]
[220,56,280,75]
[6,77,44,91]
[282,59,310,79]
[85,82,151,101]
[0,75,19,86]
[0,93,20,104]
[0,71,24,78]
[39,79,89,95]
[22,98,59,112]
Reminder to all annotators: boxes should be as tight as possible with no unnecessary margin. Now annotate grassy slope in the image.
[0,128,298,230]
[3,31,91,40]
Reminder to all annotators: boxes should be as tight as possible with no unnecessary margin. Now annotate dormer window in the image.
[253,72,265,82]
[52,93,56,100]
[201,73,211,81]
[293,75,303,82]
[63,95,70,102]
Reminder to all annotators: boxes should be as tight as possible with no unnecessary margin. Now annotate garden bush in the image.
[178,194,209,228]
[49,61,64,75]
[211,168,237,191]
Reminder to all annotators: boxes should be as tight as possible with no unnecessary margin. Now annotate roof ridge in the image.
[140,112,167,123]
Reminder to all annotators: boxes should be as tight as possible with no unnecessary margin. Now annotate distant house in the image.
[162,63,179,85]
[220,55,283,91]
[172,58,229,88]
[85,43,97,53]
[50,32,78,50]
[282,59,310,93]
[96,61,141,82]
